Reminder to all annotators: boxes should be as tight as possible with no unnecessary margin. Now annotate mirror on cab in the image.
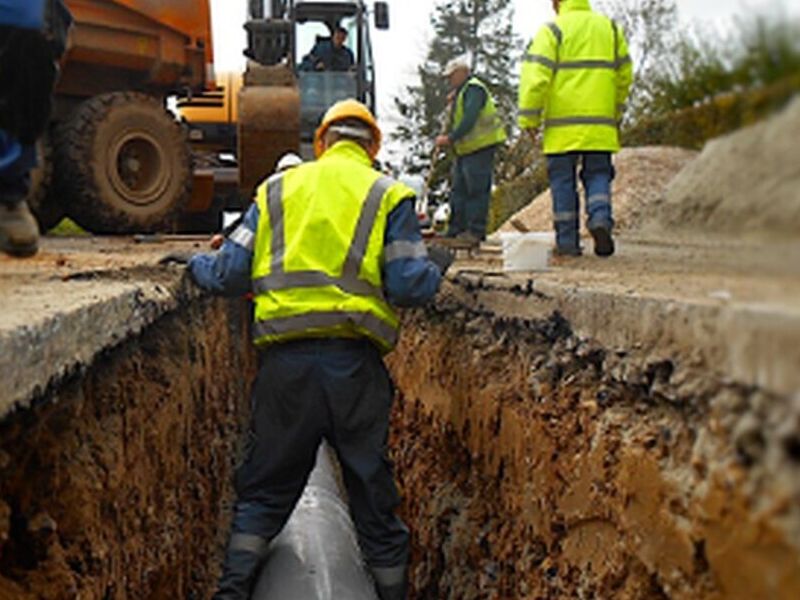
[374,2,389,30]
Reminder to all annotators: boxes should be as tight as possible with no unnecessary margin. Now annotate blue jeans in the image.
[546,152,615,251]
[448,145,496,239]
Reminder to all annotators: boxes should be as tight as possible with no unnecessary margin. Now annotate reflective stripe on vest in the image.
[452,77,507,156]
[253,310,398,348]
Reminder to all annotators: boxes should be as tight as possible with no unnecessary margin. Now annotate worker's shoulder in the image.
[383,176,416,203]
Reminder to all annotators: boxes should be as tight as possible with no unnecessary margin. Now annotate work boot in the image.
[371,566,408,600]
[0,200,39,257]
[589,224,615,257]
[212,534,268,600]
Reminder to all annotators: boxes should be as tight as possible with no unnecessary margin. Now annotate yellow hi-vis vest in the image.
[251,141,412,354]
[452,77,508,156]
[517,0,633,154]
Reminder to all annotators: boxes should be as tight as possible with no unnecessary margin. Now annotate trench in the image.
[2,285,799,599]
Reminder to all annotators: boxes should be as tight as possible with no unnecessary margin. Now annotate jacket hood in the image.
[559,0,592,13]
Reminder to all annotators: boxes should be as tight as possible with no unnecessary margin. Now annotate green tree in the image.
[596,0,679,121]
[391,0,520,203]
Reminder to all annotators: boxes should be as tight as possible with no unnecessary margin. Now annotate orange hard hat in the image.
[313,99,382,159]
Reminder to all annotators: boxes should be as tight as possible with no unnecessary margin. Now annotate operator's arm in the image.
[187,203,257,297]
[382,199,441,307]
[448,84,486,143]
[518,24,559,130]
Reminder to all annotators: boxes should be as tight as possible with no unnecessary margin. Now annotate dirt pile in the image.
[0,297,255,599]
[498,146,697,235]
[644,96,800,240]
[388,290,800,600]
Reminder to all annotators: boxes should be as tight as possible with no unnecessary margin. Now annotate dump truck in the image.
[29,0,213,233]
[29,0,388,234]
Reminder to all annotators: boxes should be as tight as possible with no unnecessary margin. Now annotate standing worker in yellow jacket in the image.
[435,57,507,245]
[184,99,453,600]
[518,0,633,256]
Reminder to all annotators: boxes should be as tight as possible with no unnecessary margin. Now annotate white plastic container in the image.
[499,232,553,272]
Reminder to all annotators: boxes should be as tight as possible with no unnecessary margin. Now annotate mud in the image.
[0,296,256,600]
[387,288,800,600]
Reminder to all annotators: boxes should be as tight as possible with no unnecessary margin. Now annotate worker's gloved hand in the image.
[428,245,455,276]
[158,251,195,266]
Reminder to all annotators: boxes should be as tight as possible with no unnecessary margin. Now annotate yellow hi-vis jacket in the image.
[517,0,633,154]
[452,77,508,156]
[250,140,413,353]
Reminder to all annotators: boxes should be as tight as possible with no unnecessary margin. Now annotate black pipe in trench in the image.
[251,443,379,599]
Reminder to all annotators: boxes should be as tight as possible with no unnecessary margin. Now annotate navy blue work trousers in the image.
[447,145,496,239]
[231,337,409,569]
[0,140,35,205]
[546,152,615,251]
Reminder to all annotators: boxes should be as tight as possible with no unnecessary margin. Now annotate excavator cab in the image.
[245,0,388,147]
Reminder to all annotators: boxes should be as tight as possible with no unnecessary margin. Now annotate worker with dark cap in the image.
[435,56,507,246]
[0,0,71,256]
[182,99,454,600]
[300,25,355,71]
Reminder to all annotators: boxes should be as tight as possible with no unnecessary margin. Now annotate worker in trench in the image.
[434,56,507,246]
[169,99,454,600]
[518,0,633,257]
[0,0,72,256]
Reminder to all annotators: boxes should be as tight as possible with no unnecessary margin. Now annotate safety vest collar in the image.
[251,172,394,302]
[318,139,373,167]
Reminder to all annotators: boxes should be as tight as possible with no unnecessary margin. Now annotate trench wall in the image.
[0,297,256,600]
[387,289,800,600]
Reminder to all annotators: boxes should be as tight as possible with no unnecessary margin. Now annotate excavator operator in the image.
[299,25,355,71]
[0,0,72,256]
[180,99,454,599]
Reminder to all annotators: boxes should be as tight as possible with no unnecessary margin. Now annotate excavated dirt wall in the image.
[387,289,800,600]
[0,297,256,600]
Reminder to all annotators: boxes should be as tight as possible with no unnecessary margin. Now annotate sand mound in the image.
[499,146,697,235]
[646,96,800,240]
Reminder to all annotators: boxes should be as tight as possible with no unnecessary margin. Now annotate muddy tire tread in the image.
[55,92,190,234]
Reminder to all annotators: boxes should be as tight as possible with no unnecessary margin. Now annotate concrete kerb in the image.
[0,269,201,420]
[447,273,800,398]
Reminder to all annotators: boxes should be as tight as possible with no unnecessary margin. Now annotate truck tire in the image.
[57,92,190,233]
[27,134,66,232]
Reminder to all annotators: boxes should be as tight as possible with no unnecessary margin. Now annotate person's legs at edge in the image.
[546,153,581,254]
[446,156,468,237]
[0,143,39,257]
[462,146,495,241]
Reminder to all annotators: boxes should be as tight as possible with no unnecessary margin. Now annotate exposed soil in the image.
[0,296,255,599]
[387,291,800,600]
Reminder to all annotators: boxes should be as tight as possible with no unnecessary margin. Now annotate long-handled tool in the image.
[421,94,455,235]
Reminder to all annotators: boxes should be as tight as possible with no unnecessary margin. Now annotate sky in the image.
[209,0,797,159]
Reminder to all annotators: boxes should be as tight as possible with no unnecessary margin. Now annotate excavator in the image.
[29,0,389,234]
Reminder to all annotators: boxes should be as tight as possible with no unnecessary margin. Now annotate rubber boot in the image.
[0,200,39,257]
[371,566,408,600]
[212,534,268,600]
